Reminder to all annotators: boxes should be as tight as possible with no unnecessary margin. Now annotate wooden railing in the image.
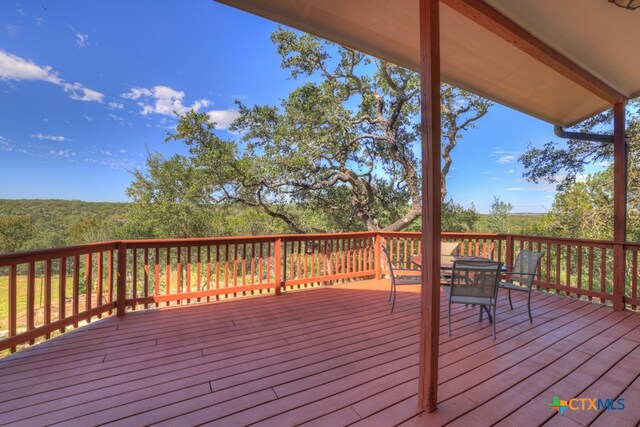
[1,231,638,353]
[0,242,119,353]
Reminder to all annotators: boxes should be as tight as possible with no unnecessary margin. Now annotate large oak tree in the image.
[129,28,491,234]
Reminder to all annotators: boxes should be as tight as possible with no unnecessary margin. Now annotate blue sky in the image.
[0,1,606,213]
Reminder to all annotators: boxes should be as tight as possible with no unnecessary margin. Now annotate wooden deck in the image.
[1,279,639,426]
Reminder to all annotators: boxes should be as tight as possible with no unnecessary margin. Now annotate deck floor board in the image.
[1,279,639,426]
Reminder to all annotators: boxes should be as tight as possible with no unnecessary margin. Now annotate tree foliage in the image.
[487,197,513,233]
[134,28,491,234]
[441,200,480,232]
[520,99,640,190]
[0,215,34,253]
[520,97,640,240]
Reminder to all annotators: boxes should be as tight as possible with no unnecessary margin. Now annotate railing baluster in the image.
[187,246,192,298]
[601,248,607,304]
[588,247,594,301]
[555,244,561,294]
[44,259,52,337]
[252,242,264,284]
[566,245,572,296]
[206,245,211,302]
[97,251,103,316]
[165,247,171,306]
[85,254,92,313]
[155,248,160,307]
[8,264,17,352]
[241,244,247,294]
[144,248,149,303]
[224,244,230,295]
[176,246,182,304]
[196,246,201,301]
[73,255,80,326]
[108,250,114,312]
[27,262,35,344]
[577,246,583,298]
[59,257,66,330]
[632,250,638,309]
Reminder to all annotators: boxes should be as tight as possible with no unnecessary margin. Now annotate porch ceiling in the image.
[216,0,640,127]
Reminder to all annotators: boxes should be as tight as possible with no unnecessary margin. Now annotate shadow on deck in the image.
[1,279,640,426]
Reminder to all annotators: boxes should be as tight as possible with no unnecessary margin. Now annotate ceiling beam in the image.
[442,0,628,105]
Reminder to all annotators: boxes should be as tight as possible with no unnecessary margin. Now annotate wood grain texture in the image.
[1,279,639,426]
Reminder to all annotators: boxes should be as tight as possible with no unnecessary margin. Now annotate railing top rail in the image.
[0,241,119,267]
[2,231,637,267]
[511,234,616,247]
[378,231,508,238]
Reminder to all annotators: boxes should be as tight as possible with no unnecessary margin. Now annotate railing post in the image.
[116,242,127,316]
[375,232,382,280]
[613,102,627,311]
[505,234,514,280]
[274,237,282,295]
[614,243,625,311]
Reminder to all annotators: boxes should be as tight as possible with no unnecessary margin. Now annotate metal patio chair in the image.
[444,259,503,339]
[382,245,421,313]
[499,250,544,323]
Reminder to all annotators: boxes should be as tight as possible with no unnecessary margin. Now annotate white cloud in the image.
[49,149,76,158]
[0,50,104,102]
[75,33,89,48]
[64,83,103,102]
[31,133,68,142]
[594,161,612,167]
[207,110,241,130]
[0,136,12,152]
[121,85,210,116]
[507,169,515,174]
[488,176,499,182]
[497,155,516,164]
[35,17,45,26]
[121,85,241,129]
[107,101,124,110]
[83,115,93,121]
[505,187,525,191]
[491,149,521,165]
[4,24,21,37]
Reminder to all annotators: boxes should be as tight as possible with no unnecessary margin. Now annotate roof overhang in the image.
[216,0,638,127]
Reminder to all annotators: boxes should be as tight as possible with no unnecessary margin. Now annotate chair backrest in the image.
[450,260,502,300]
[511,251,544,286]
[381,245,397,278]
[441,242,460,256]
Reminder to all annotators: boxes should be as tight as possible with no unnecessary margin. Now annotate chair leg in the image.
[479,305,483,322]
[527,290,533,323]
[448,300,452,336]
[389,279,393,302]
[391,283,397,313]
[492,302,497,340]
[508,289,513,310]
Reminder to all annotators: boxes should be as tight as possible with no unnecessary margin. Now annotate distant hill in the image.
[475,212,544,234]
[0,199,546,253]
[0,199,128,217]
[0,199,130,251]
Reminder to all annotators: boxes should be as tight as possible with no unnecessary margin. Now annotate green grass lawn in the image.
[0,274,76,333]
